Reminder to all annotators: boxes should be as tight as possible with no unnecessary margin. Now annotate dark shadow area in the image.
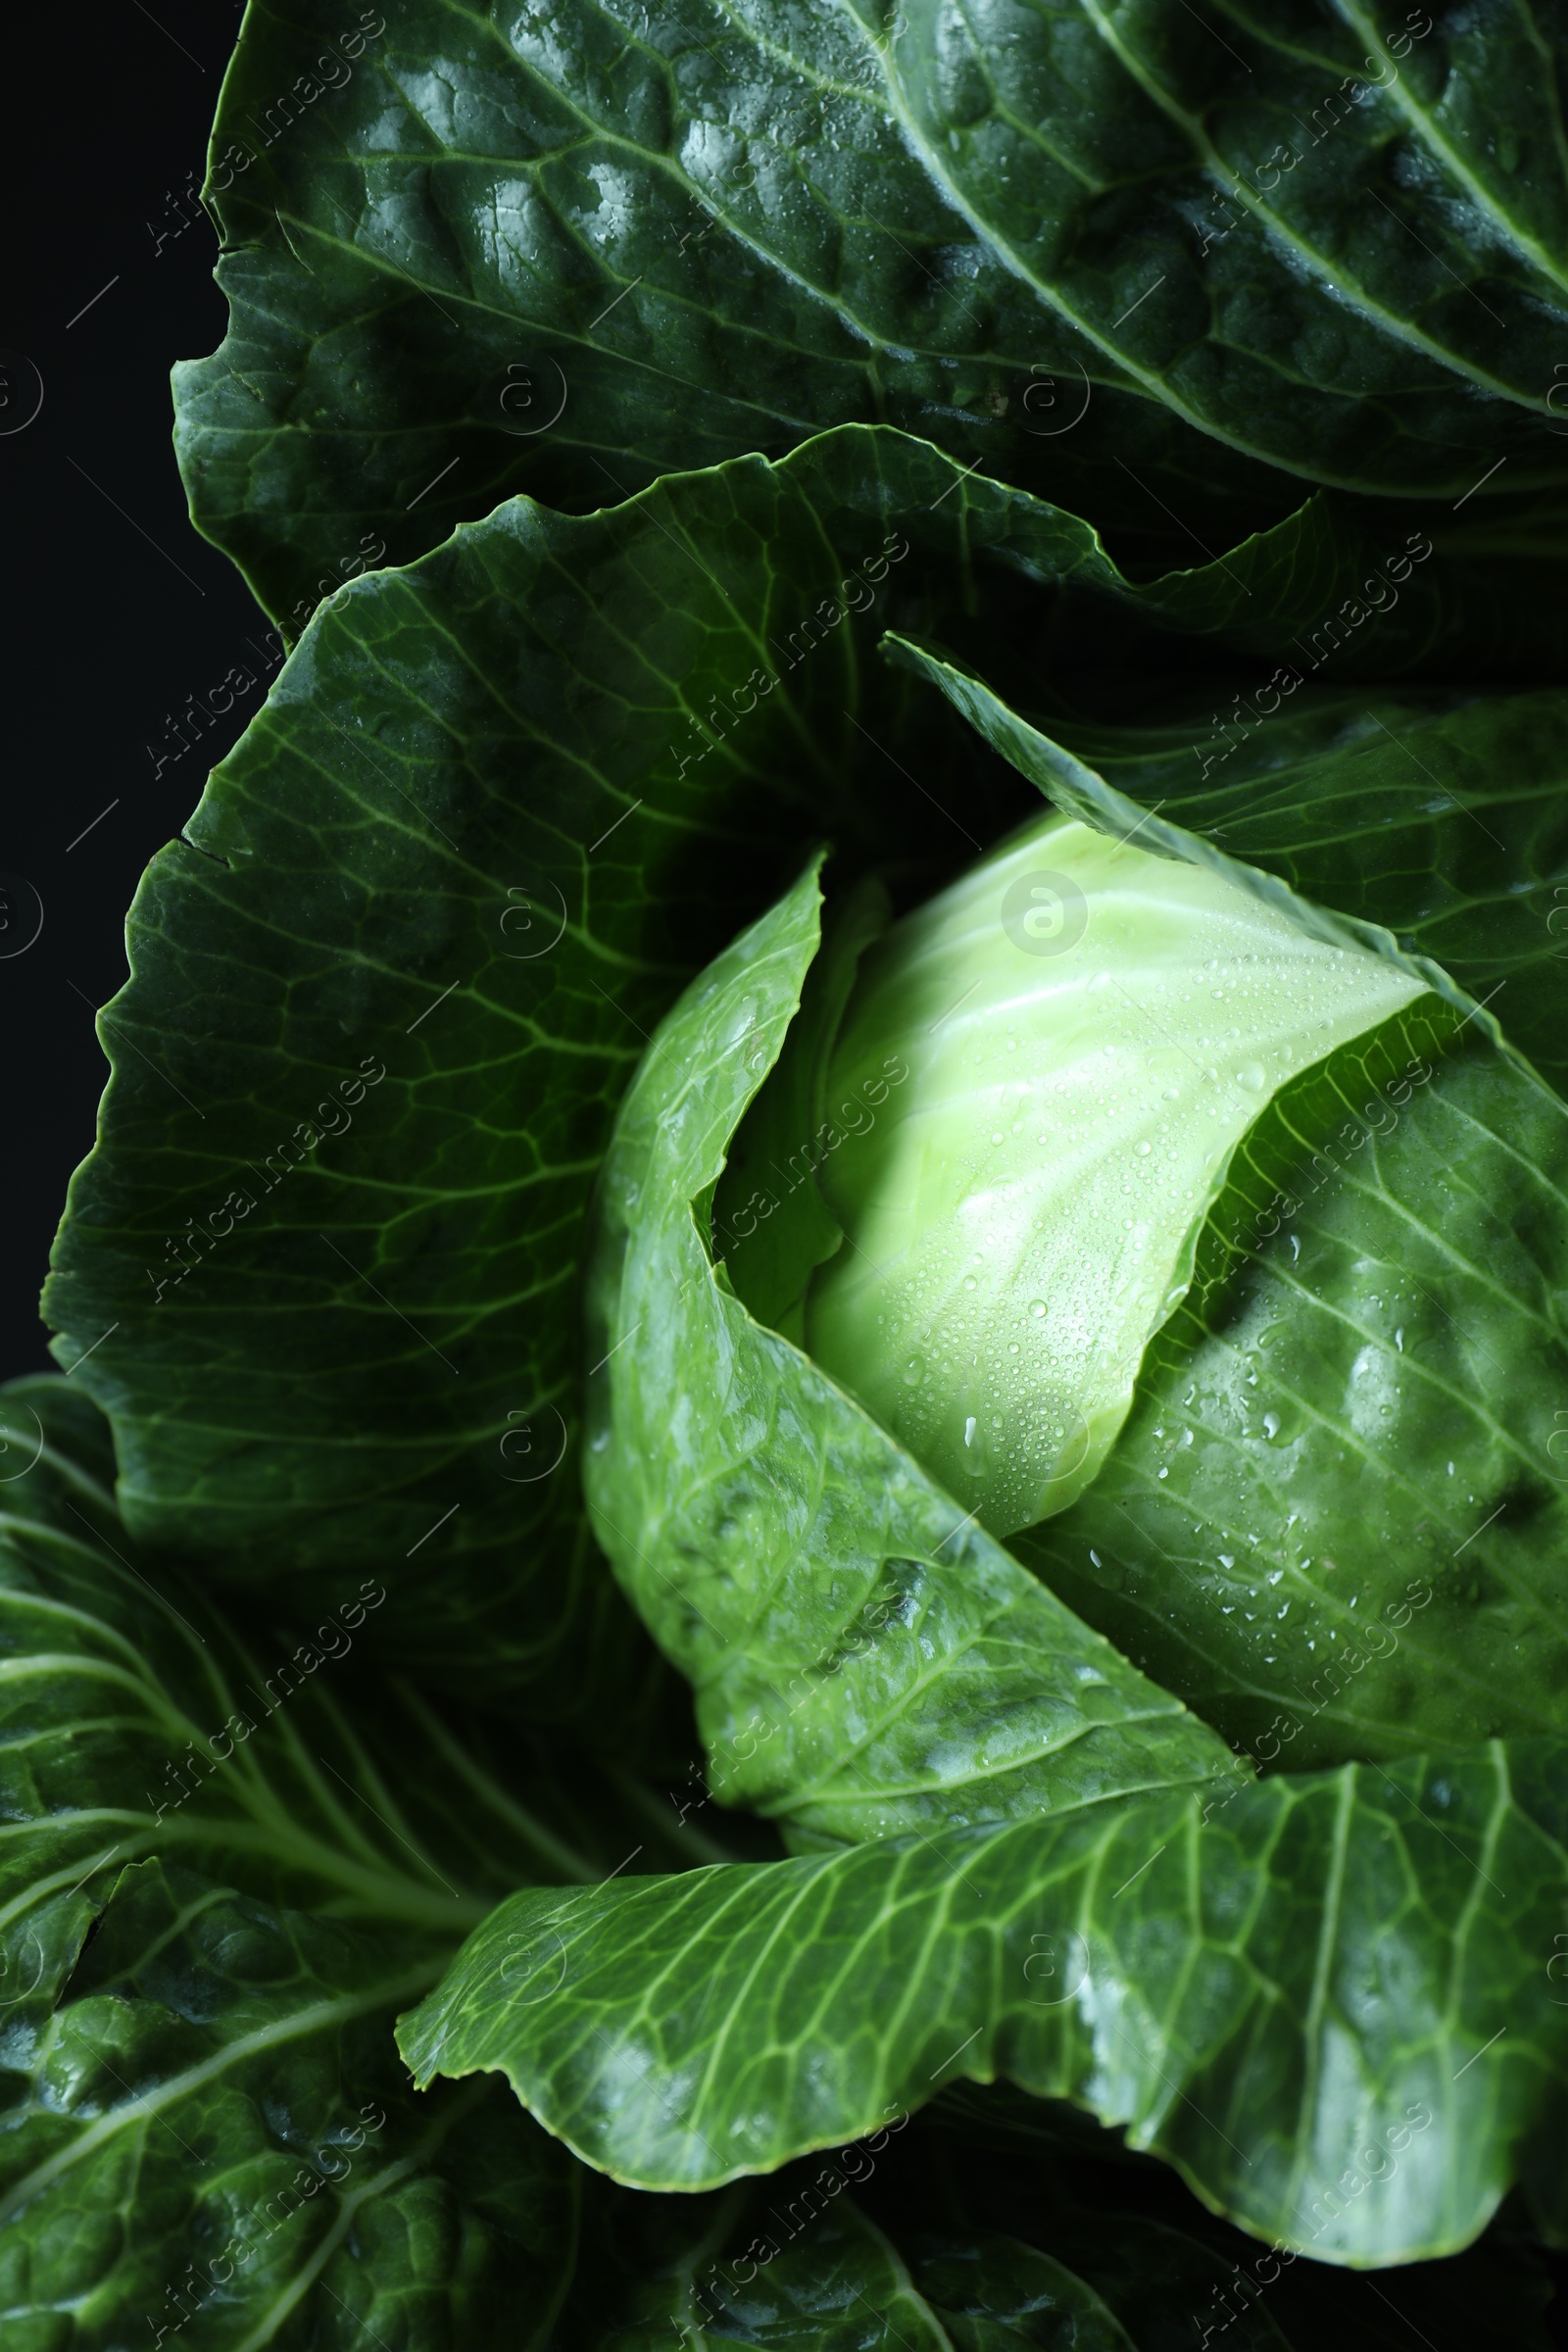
[0,0,267,1374]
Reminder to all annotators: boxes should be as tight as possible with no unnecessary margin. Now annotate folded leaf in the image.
[797,808,1424,1532]
[884,641,1568,1095]
[583,858,1231,1841]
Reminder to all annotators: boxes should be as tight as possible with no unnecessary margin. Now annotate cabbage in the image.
[805,812,1423,1530]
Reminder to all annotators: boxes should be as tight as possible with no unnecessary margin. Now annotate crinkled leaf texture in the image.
[0,1376,688,2346]
[47,430,1493,1706]
[178,0,1568,620]
[7,1856,574,2351]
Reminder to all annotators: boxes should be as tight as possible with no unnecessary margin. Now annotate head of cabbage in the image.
[586,792,1560,1778]
[713,808,1423,1535]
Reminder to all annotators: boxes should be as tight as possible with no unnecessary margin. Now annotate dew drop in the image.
[1030,1299,1047,1318]
[1235,1061,1265,1092]
[903,1356,925,1387]
[963,1415,977,1447]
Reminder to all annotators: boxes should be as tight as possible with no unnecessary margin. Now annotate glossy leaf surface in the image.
[177,0,1568,620]
[401,1739,1568,2266]
[0,1377,710,2348]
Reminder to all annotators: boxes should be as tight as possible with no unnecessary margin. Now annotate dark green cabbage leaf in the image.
[177,0,1568,620]
[0,1375,727,2346]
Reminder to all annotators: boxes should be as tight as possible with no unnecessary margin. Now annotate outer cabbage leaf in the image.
[0,1377,742,2349]
[862,2100,1556,2352]
[399,1738,1568,2268]
[177,0,1568,621]
[1,1857,576,2352]
[1018,1007,1568,1769]
[0,1375,709,1937]
[564,2180,962,2349]
[552,2098,1554,2346]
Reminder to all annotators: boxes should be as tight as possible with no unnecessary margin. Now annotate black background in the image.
[2,0,262,1378]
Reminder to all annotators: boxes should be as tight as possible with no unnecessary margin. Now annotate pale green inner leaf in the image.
[808,812,1424,1531]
